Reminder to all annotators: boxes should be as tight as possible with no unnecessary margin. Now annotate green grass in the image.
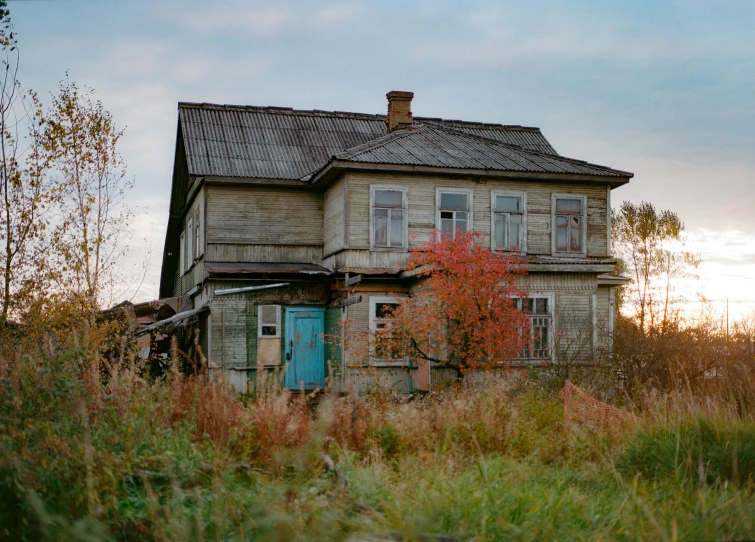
[2,344,755,541]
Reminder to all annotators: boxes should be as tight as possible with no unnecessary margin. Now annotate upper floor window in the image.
[492,191,526,251]
[437,188,473,239]
[371,186,407,250]
[179,231,186,275]
[193,209,201,259]
[187,217,194,263]
[552,194,586,254]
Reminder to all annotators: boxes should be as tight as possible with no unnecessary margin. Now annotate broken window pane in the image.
[375,302,398,318]
[570,219,582,252]
[259,305,279,337]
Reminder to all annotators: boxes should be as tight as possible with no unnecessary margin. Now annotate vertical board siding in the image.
[555,292,594,364]
[210,295,247,369]
[343,299,369,367]
[246,300,257,366]
[206,185,323,245]
[325,308,343,381]
[323,178,346,257]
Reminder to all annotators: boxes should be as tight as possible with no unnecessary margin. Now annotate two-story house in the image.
[159,91,632,393]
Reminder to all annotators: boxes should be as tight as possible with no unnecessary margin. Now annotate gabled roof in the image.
[178,103,558,180]
[326,124,631,179]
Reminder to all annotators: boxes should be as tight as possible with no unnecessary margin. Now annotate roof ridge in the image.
[426,123,632,176]
[178,101,386,120]
[178,102,545,132]
[419,117,542,133]
[333,128,416,160]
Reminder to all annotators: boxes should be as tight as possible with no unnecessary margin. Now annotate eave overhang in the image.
[308,159,632,189]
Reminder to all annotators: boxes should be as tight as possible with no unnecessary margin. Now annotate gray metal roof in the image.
[332,125,632,178]
[178,103,559,180]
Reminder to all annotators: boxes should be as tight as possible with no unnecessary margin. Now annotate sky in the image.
[8,0,755,320]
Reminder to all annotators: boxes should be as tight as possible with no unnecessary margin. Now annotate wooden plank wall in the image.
[342,172,609,258]
[323,178,346,257]
[206,185,323,245]
[209,294,247,370]
[205,244,323,264]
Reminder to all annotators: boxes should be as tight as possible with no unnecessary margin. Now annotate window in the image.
[258,305,281,338]
[553,195,586,254]
[370,186,407,249]
[492,191,526,251]
[369,296,404,363]
[186,217,194,264]
[437,188,473,239]
[193,209,201,259]
[514,295,553,359]
[179,231,186,275]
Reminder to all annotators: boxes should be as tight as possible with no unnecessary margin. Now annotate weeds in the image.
[1,332,755,540]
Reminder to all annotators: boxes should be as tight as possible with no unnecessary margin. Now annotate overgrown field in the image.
[2,346,755,541]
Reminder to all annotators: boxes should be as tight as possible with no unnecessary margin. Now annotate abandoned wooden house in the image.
[158,91,632,393]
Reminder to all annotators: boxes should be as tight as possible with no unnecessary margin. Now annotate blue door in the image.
[284,307,326,391]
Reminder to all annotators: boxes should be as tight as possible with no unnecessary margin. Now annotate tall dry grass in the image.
[2,324,755,540]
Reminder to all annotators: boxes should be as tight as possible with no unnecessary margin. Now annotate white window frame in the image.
[186,217,194,265]
[179,230,186,275]
[491,190,527,252]
[257,305,281,339]
[368,295,406,366]
[193,209,201,260]
[551,193,587,256]
[513,293,555,361]
[369,185,408,251]
[436,187,474,240]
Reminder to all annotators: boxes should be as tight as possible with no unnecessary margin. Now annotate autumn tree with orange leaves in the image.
[376,231,531,381]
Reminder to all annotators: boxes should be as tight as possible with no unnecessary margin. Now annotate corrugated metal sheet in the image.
[178,103,562,180]
[334,125,631,178]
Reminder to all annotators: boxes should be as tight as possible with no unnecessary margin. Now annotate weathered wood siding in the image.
[336,172,610,269]
[179,188,206,293]
[206,185,323,245]
[205,244,323,264]
[521,273,597,292]
[207,281,330,388]
[323,178,346,257]
[209,294,247,369]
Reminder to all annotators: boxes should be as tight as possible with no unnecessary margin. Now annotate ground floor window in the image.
[514,295,553,359]
[369,295,404,363]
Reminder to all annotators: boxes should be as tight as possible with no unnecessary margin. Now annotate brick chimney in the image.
[385,90,414,132]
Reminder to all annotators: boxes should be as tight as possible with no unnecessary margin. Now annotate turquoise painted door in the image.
[284,307,325,390]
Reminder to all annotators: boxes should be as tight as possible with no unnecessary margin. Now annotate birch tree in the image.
[0,6,54,327]
[43,80,133,312]
[613,201,700,332]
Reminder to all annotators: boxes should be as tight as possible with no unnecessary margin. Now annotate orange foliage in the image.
[389,231,530,376]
